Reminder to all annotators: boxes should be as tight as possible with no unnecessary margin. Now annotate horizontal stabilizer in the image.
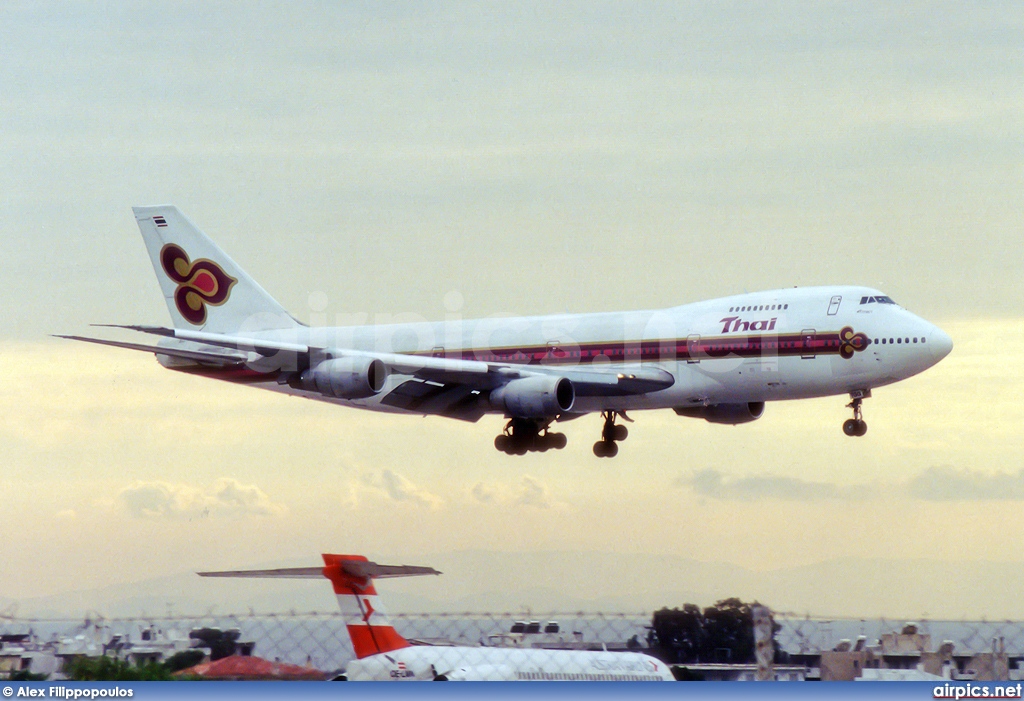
[344,561,442,580]
[106,325,311,360]
[55,335,248,365]
[198,566,325,579]
[198,558,441,581]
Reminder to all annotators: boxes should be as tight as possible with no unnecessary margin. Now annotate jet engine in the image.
[674,401,765,425]
[298,357,387,399]
[489,376,575,417]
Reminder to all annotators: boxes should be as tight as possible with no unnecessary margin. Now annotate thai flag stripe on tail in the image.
[153,216,167,227]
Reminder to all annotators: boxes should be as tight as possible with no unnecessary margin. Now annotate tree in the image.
[648,598,779,665]
[647,603,706,664]
[163,649,206,673]
[188,628,250,660]
[64,656,173,681]
[701,597,755,663]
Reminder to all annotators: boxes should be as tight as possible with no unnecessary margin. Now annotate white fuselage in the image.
[185,285,951,418]
[344,644,674,681]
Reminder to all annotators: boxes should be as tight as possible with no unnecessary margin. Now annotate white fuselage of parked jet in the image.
[344,644,673,681]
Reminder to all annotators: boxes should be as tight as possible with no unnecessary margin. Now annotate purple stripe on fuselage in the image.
[413,331,860,366]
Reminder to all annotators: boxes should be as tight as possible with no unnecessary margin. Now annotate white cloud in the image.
[360,470,443,510]
[674,469,873,501]
[470,482,495,503]
[467,477,558,509]
[675,465,1024,503]
[906,466,1024,501]
[118,478,285,519]
[516,475,553,509]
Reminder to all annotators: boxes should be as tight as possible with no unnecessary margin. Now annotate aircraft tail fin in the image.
[132,205,300,333]
[198,554,441,659]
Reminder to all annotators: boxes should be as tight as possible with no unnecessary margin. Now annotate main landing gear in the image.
[842,390,870,437]
[593,411,631,458]
[494,418,567,455]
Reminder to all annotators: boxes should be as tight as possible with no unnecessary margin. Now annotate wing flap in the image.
[380,379,486,422]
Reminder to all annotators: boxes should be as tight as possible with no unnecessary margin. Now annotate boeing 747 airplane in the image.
[61,206,953,457]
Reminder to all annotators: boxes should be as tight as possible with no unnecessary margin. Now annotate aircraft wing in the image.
[63,326,675,416]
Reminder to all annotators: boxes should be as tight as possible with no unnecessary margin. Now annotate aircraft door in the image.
[801,329,816,359]
[827,296,842,315]
[543,340,566,365]
[686,334,701,363]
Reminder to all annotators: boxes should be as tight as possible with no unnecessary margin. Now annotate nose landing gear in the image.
[842,390,870,437]
[593,411,631,458]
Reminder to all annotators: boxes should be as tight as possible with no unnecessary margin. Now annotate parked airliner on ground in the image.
[61,206,952,457]
[199,553,676,681]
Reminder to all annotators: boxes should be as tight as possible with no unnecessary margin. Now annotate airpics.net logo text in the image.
[934,683,1023,699]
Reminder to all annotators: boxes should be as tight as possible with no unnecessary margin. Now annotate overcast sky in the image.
[2,2,1023,619]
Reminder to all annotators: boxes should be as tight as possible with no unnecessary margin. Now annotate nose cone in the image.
[928,325,953,363]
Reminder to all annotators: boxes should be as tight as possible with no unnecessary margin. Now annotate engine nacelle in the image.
[674,401,765,425]
[299,357,387,399]
[489,376,575,418]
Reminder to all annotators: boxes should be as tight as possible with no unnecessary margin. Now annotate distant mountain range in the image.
[4,551,1023,621]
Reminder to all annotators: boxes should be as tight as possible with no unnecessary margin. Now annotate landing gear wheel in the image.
[594,411,628,458]
[547,432,568,450]
[842,391,870,438]
[494,420,567,454]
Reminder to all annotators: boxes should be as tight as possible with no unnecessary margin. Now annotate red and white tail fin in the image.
[197,553,440,660]
[323,554,411,658]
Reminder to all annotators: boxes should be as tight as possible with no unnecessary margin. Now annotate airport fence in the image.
[3,610,1024,676]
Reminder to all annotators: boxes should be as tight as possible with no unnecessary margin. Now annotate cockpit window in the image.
[860,295,896,305]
